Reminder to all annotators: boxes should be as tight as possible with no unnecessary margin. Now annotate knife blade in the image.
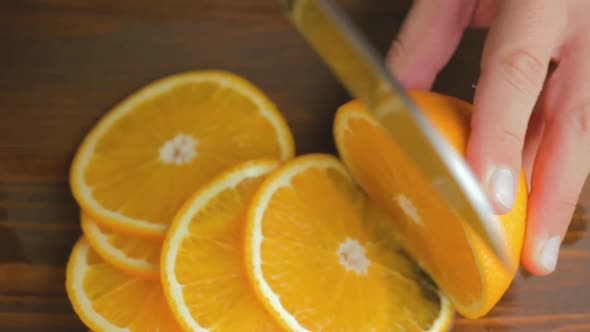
[277,0,512,268]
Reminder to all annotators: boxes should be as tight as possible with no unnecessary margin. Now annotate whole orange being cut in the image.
[333,90,527,318]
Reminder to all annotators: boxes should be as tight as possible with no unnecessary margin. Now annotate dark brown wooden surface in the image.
[1,1,588,331]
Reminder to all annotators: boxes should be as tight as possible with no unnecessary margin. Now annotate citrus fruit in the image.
[244,154,454,331]
[81,213,161,280]
[333,90,527,318]
[66,238,183,331]
[162,159,282,331]
[70,70,295,238]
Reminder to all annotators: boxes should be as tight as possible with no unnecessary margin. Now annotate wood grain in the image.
[1,0,588,331]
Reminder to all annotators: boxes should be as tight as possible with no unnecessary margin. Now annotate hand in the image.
[386,0,590,276]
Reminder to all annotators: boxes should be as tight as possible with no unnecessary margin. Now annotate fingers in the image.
[385,0,476,89]
[521,35,590,275]
[466,0,565,214]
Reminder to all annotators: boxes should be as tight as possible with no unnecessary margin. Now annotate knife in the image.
[276,0,512,268]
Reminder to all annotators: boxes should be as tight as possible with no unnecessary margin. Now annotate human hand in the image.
[386,0,590,276]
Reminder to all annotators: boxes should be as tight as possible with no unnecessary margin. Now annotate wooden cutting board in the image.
[1,1,588,331]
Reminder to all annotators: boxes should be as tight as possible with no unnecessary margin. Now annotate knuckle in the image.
[495,49,547,97]
[386,40,406,69]
[499,126,524,148]
[555,196,579,217]
[388,40,405,60]
[571,102,590,141]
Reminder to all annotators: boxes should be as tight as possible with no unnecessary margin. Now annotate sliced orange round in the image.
[161,159,282,331]
[81,213,161,280]
[66,237,183,332]
[244,154,454,331]
[333,90,527,318]
[70,70,295,238]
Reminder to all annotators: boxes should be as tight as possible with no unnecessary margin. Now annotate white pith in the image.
[395,194,422,225]
[337,238,370,275]
[158,133,198,165]
[82,215,157,275]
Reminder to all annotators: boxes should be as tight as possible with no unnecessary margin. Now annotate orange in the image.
[243,154,454,331]
[66,237,183,331]
[70,70,295,238]
[81,213,161,280]
[333,90,527,318]
[161,159,282,331]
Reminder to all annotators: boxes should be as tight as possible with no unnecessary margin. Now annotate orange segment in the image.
[81,213,161,279]
[244,154,454,331]
[66,238,183,331]
[161,159,282,331]
[333,90,527,318]
[70,70,295,237]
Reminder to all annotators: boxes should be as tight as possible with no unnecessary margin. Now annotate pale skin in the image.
[386,0,590,276]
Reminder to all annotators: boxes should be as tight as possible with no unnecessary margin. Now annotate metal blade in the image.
[277,0,513,268]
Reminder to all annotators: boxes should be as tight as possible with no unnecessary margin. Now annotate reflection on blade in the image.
[276,0,512,268]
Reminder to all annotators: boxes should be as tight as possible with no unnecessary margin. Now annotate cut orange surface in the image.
[333,90,527,318]
[244,154,454,331]
[162,159,282,331]
[70,70,295,237]
[66,238,183,332]
[81,213,161,280]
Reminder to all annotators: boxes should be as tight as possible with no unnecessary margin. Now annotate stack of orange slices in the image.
[65,70,527,331]
[66,70,294,331]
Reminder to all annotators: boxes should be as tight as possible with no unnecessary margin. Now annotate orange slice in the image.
[70,70,295,238]
[244,154,454,331]
[161,159,282,331]
[81,213,161,280]
[66,238,183,331]
[333,90,527,318]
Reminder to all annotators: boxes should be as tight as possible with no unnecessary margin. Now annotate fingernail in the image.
[537,235,562,273]
[488,165,515,210]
